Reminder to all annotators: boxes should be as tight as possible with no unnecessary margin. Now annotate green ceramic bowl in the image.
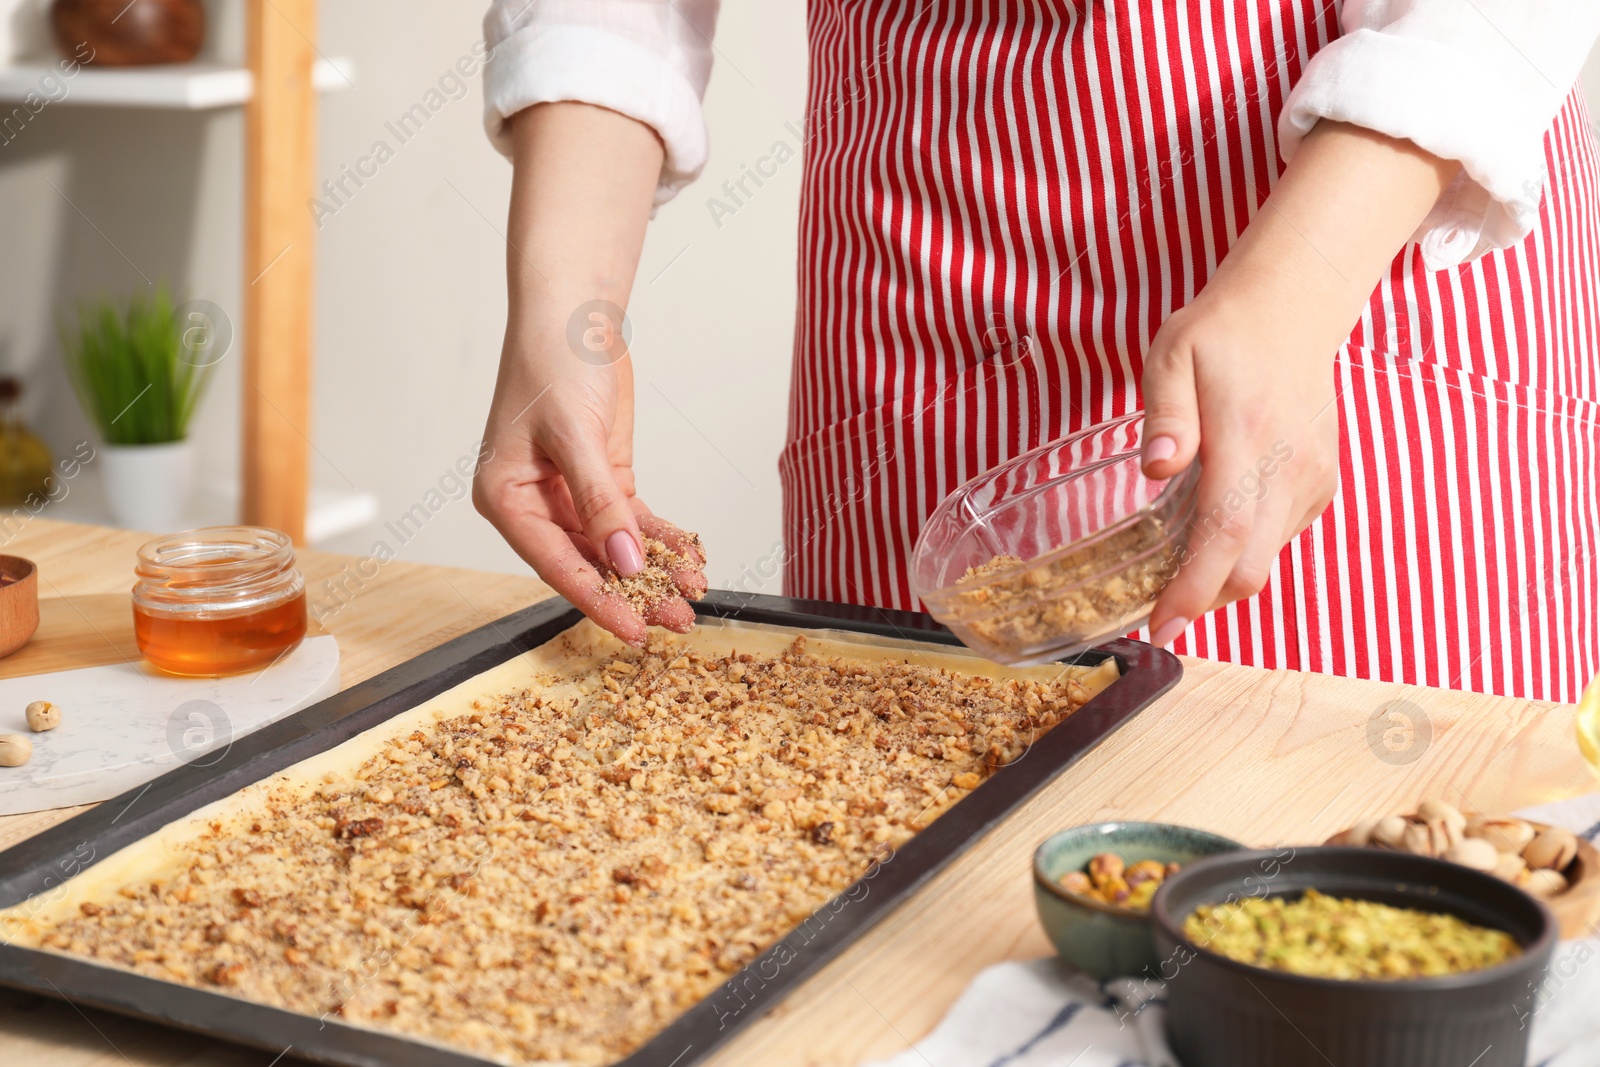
[1033,821,1242,979]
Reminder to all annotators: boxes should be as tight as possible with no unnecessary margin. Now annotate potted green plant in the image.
[60,287,220,530]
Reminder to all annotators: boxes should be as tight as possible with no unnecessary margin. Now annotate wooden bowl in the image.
[1326,819,1600,940]
[50,0,205,66]
[0,556,39,658]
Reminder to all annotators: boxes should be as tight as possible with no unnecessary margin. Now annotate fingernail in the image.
[1144,435,1178,464]
[607,531,645,577]
[1150,617,1189,647]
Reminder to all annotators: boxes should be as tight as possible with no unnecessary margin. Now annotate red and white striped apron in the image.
[778,1,1600,703]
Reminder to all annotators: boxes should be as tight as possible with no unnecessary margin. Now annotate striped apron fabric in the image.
[777,0,1600,703]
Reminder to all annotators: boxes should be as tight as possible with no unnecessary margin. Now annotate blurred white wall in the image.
[0,5,1597,595]
[309,0,807,594]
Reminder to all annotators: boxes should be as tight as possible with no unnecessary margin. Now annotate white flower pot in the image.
[0,0,52,64]
[100,441,195,532]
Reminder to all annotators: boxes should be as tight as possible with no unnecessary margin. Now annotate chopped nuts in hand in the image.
[600,535,705,620]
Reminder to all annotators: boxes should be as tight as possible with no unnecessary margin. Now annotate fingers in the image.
[1140,326,1202,479]
[1292,486,1336,541]
[644,598,697,633]
[1222,440,1337,609]
[488,510,649,646]
[1149,446,1335,642]
[1211,479,1295,610]
[543,419,647,577]
[632,513,703,629]
[1147,446,1258,645]
[581,523,700,632]
[638,511,704,566]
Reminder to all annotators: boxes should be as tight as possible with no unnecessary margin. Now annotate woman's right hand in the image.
[472,103,705,645]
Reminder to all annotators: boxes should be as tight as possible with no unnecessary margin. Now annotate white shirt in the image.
[481,0,1600,270]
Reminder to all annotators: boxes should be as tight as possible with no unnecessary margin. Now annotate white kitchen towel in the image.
[863,794,1600,1067]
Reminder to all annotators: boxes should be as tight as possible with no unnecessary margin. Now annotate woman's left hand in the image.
[1136,121,1459,646]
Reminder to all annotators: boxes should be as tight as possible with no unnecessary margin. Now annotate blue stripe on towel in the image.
[1578,817,1600,842]
[986,1002,1086,1067]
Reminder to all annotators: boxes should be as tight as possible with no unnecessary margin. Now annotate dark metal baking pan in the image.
[0,590,1182,1067]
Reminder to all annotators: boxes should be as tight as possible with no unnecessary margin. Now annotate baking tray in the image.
[0,590,1181,1067]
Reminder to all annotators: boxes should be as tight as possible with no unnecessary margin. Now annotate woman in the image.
[472,1,1600,702]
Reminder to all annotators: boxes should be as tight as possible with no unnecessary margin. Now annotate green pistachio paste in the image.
[1183,889,1520,979]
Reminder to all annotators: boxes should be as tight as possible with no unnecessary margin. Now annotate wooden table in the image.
[2,518,1592,1067]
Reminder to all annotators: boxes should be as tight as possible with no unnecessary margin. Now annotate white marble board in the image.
[0,635,340,816]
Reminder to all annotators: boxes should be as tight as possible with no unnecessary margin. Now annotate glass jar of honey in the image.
[132,526,308,677]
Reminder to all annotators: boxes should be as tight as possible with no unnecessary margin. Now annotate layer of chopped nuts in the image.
[19,626,1111,1065]
[950,516,1178,652]
[601,535,704,617]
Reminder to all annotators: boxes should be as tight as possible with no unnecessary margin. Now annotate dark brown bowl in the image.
[0,556,39,658]
[1149,847,1557,1067]
[51,0,205,66]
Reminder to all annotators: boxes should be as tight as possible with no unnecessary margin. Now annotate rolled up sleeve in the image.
[483,0,720,206]
[1278,0,1600,269]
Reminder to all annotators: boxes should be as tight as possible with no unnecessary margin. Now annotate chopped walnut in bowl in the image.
[913,413,1200,664]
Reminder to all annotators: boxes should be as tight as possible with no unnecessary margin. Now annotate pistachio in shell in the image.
[1523,827,1579,872]
[1444,837,1500,872]
[25,701,60,732]
[0,734,31,767]
[1492,850,1529,883]
[1401,820,1437,857]
[1470,817,1536,855]
[1525,868,1569,898]
[1417,799,1467,841]
[1371,815,1409,850]
[1425,817,1457,855]
[1345,817,1381,847]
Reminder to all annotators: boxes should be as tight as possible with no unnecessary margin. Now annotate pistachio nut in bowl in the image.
[911,413,1199,665]
[1032,821,1242,980]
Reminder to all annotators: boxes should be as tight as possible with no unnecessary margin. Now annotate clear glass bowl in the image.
[911,413,1199,664]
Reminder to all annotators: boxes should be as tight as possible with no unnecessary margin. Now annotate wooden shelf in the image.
[0,56,351,109]
[7,0,339,543]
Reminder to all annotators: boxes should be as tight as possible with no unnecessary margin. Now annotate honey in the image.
[132,526,307,678]
[133,592,307,676]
